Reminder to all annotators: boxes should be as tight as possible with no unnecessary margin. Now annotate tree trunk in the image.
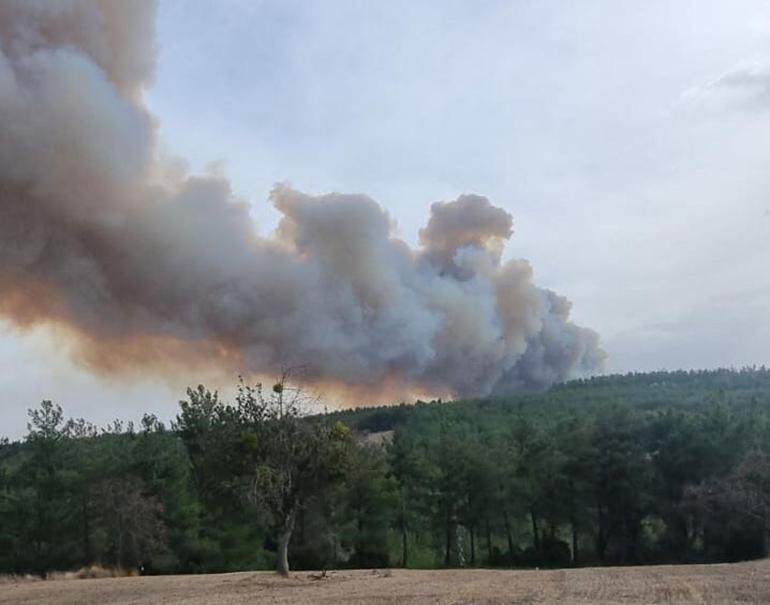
[569,480,578,565]
[687,513,699,551]
[470,525,476,565]
[444,506,452,567]
[626,514,641,563]
[485,517,493,562]
[400,504,408,567]
[117,514,124,569]
[298,506,305,542]
[503,509,515,564]
[276,511,296,576]
[597,505,607,562]
[81,493,91,565]
[569,480,577,564]
[530,510,540,552]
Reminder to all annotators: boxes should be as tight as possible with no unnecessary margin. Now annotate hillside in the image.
[2,368,770,576]
[329,368,770,434]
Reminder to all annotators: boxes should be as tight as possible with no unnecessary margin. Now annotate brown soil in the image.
[3,560,769,604]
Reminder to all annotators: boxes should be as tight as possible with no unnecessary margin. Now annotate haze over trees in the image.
[2,368,770,575]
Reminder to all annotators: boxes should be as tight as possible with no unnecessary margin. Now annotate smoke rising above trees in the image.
[0,0,604,400]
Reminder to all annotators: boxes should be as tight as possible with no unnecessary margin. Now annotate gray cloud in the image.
[682,61,770,110]
[0,0,604,402]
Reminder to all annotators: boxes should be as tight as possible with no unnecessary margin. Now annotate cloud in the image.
[0,0,604,403]
[681,60,770,110]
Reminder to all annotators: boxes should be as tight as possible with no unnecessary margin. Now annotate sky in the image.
[3,0,770,438]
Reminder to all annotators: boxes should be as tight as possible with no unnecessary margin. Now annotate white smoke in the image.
[0,0,605,400]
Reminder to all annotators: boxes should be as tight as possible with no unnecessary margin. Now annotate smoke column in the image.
[0,0,605,400]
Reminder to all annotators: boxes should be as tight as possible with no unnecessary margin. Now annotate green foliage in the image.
[175,377,358,574]
[3,367,770,574]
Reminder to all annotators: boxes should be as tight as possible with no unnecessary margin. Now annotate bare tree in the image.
[98,477,168,570]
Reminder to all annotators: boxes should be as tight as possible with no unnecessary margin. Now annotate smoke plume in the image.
[0,0,605,400]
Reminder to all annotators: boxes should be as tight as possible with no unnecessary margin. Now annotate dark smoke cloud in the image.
[0,0,605,400]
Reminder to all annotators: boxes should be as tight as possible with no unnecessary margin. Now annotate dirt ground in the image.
[3,560,770,604]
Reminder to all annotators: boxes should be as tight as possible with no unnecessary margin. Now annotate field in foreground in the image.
[3,560,770,605]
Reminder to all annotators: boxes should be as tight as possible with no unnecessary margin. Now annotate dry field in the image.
[3,560,769,604]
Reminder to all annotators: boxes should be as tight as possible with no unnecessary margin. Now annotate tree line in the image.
[1,367,770,575]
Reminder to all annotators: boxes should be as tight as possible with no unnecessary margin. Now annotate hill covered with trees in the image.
[2,368,770,576]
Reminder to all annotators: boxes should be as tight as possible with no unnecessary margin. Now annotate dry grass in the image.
[2,560,769,604]
[0,565,137,585]
[0,574,40,585]
[49,565,139,581]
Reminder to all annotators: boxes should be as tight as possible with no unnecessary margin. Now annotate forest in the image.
[2,367,770,576]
